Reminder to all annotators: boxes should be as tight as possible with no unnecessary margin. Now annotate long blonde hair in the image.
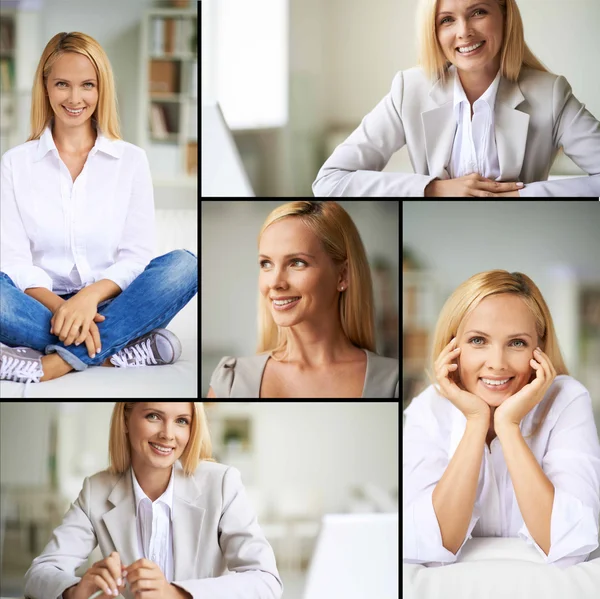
[256,201,376,359]
[416,0,553,86]
[425,270,569,440]
[108,403,215,477]
[28,31,121,141]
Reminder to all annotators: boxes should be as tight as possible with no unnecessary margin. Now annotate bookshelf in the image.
[0,10,17,159]
[402,265,444,410]
[138,7,198,188]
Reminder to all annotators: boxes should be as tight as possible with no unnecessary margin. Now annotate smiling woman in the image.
[312,0,600,197]
[207,201,399,398]
[403,270,600,567]
[23,402,284,599]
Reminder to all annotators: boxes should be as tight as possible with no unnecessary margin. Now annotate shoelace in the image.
[0,355,43,383]
[111,338,157,368]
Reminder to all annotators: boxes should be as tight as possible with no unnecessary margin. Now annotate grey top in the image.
[208,349,399,398]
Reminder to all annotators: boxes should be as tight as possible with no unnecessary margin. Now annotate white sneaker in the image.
[0,343,44,398]
[109,329,182,368]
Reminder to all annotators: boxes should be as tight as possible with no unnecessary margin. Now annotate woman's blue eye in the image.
[146,413,189,425]
[468,337,527,348]
[259,259,307,268]
[56,81,94,88]
[440,8,486,24]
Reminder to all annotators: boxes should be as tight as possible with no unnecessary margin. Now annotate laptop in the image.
[303,512,399,599]
[201,102,255,197]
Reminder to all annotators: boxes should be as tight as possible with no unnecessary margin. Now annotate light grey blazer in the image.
[209,348,399,398]
[23,460,283,599]
[312,64,600,197]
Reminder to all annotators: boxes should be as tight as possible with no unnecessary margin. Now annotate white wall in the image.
[0,402,57,486]
[253,402,399,514]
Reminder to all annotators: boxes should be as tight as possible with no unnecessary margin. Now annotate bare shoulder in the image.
[206,385,217,398]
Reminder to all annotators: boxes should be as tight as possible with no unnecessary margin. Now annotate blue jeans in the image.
[0,249,197,372]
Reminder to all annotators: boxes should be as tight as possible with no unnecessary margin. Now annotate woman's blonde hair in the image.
[425,270,569,440]
[108,403,215,477]
[416,0,553,86]
[256,201,376,359]
[28,32,121,142]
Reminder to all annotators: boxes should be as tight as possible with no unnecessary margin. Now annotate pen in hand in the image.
[88,575,127,599]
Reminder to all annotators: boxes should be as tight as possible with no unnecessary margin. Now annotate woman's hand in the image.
[424,173,524,197]
[126,558,187,599]
[434,336,490,422]
[72,551,127,599]
[494,347,557,429]
[50,293,100,347]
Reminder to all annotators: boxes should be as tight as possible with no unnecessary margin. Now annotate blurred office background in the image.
[0,0,197,208]
[402,201,600,438]
[201,200,400,398]
[0,401,399,599]
[201,0,599,197]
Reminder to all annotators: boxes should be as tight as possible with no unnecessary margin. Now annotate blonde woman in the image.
[207,201,399,398]
[24,402,283,599]
[403,270,600,567]
[0,33,197,395]
[313,0,600,198]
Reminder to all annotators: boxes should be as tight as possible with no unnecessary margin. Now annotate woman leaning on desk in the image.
[23,402,283,599]
[312,0,600,198]
[403,270,600,568]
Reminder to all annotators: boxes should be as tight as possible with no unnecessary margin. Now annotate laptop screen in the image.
[201,103,255,197]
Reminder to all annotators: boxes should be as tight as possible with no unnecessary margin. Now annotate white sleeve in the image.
[312,71,438,198]
[95,149,156,293]
[403,395,481,565]
[0,151,54,291]
[517,390,600,567]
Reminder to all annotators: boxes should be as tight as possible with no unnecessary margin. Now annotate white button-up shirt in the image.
[403,375,600,568]
[0,121,155,294]
[449,64,503,181]
[131,464,174,583]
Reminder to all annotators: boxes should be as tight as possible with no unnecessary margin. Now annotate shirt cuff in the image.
[518,486,599,566]
[403,489,480,565]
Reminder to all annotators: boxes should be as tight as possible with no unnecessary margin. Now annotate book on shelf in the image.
[150,17,195,57]
[0,19,14,53]
[0,58,14,92]
[149,104,169,139]
[150,60,179,95]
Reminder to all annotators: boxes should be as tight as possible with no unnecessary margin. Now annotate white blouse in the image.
[449,64,502,181]
[403,375,600,568]
[0,121,155,295]
[131,465,174,583]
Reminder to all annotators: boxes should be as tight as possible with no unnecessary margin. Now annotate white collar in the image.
[130,463,175,517]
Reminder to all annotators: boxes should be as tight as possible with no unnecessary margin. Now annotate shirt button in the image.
[152,555,156,560]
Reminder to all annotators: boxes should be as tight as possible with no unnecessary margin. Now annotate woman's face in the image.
[435,0,504,79]
[258,217,346,327]
[456,293,538,407]
[45,52,99,133]
[125,402,193,471]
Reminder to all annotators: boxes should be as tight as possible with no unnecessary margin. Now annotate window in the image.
[201,0,288,130]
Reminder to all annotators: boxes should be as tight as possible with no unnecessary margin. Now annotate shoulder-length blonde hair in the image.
[425,270,569,440]
[108,403,215,477]
[28,31,121,142]
[256,201,376,359]
[416,0,553,86]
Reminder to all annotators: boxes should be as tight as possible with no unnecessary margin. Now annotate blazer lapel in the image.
[422,66,530,182]
[103,470,140,568]
[172,463,206,580]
